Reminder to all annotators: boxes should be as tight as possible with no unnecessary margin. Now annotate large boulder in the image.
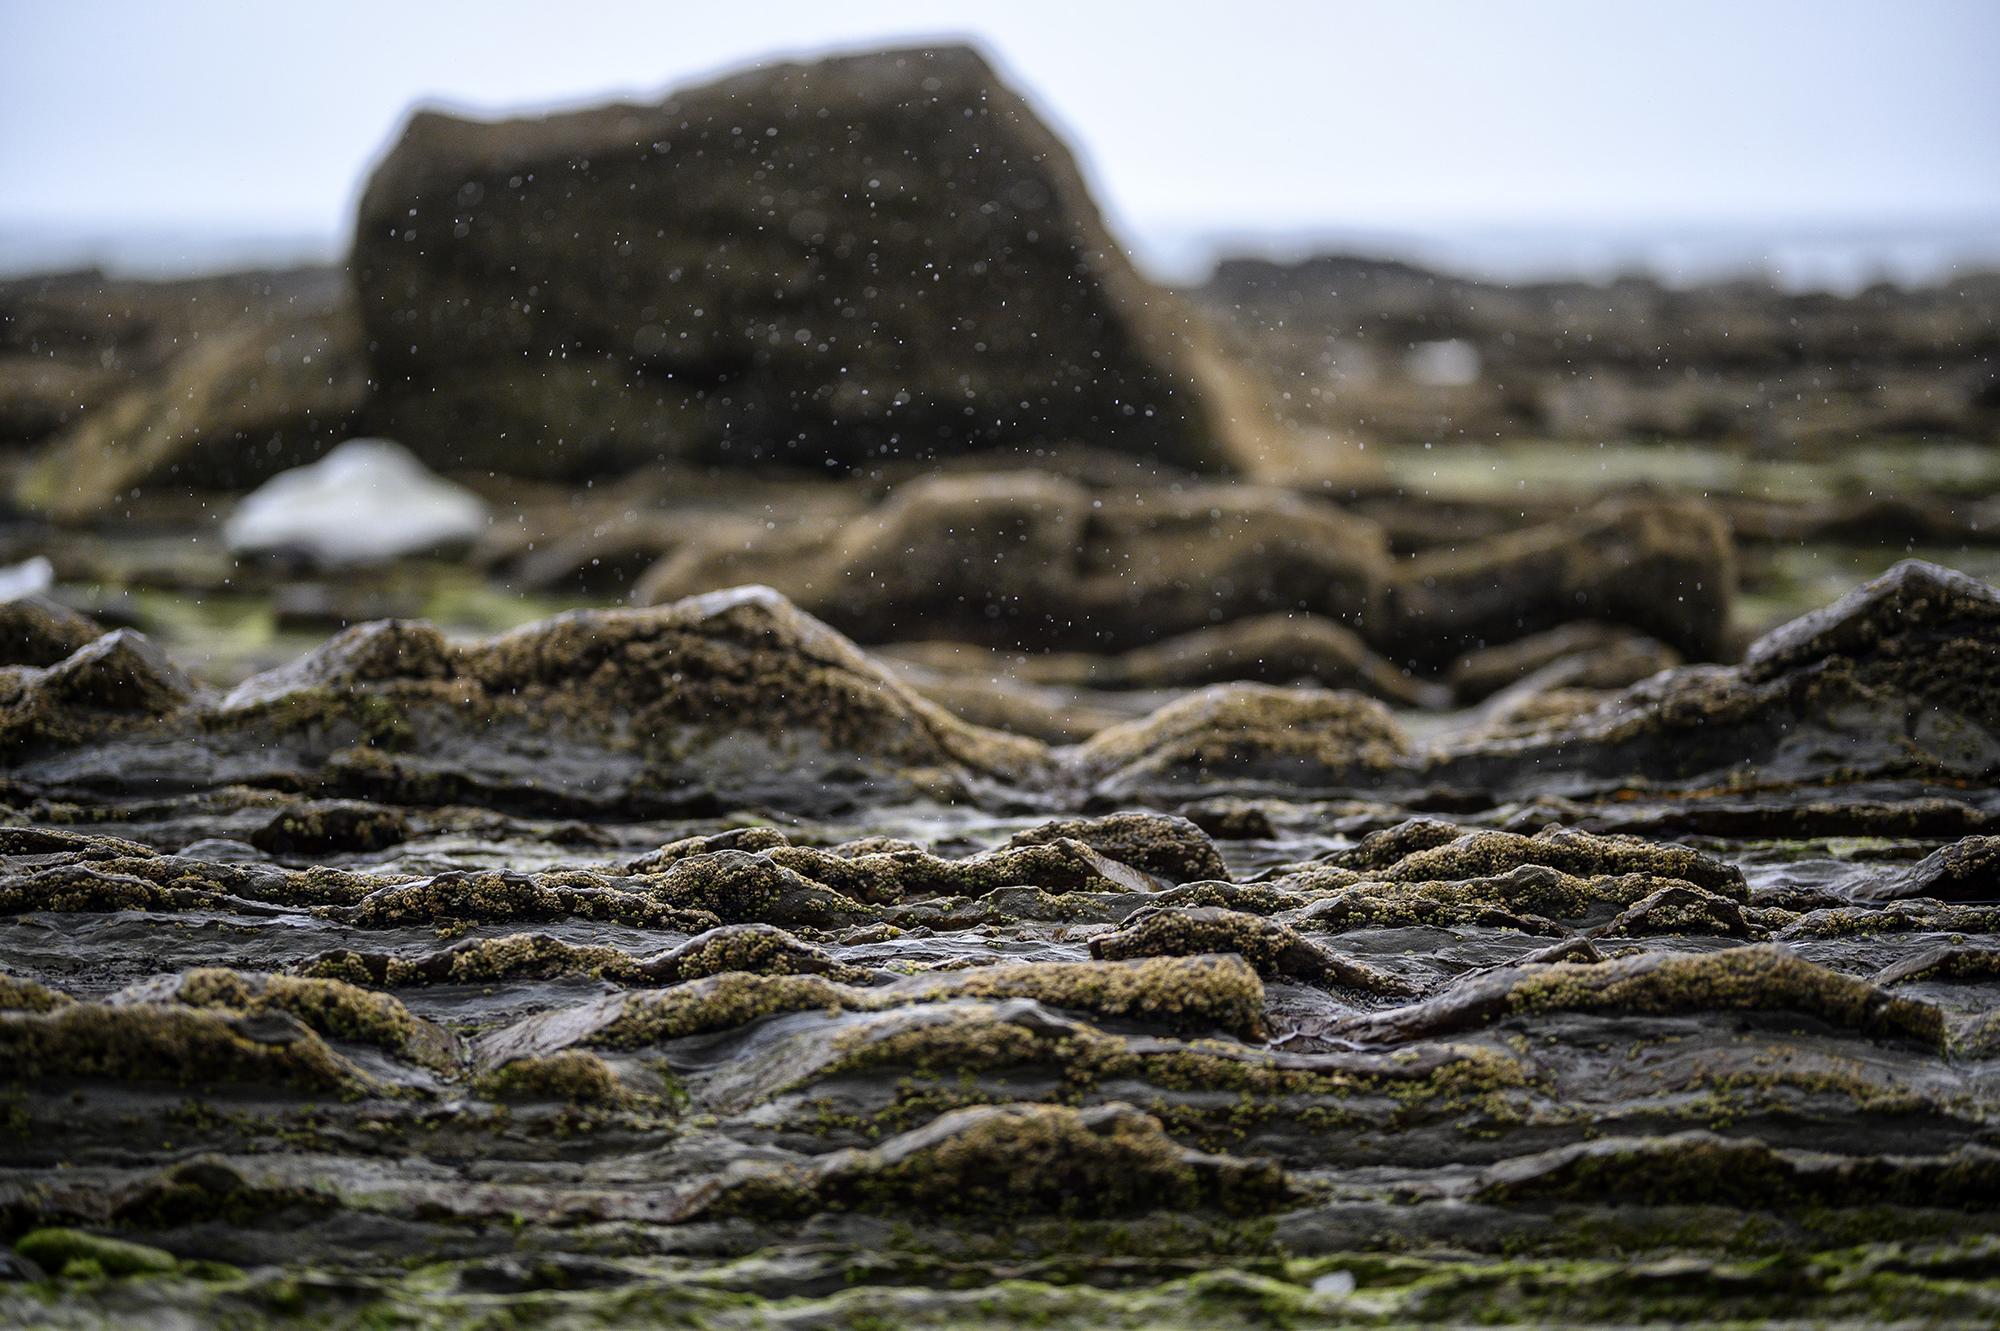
[351,44,1279,477]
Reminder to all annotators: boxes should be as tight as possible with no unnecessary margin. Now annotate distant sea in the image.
[1137,217,2000,292]
[4,216,1998,294]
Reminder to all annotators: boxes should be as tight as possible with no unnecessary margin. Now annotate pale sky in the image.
[3,0,1997,273]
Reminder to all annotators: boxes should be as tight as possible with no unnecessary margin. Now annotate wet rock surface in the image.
[4,563,1999,1328]
[4,23,1996,1320]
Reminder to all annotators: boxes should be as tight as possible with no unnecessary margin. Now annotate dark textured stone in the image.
[352,45,1277,478]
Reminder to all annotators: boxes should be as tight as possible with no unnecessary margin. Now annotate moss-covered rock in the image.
[1003,813,1229,884]
[0,972,73,1012]
[354,45,1279,480]
[1090,906,1412,996]
[0,849,384,916]
[624,826,792,873]
[1385,496,1735,667]
[0,630,196,749]
[1872,944,2000,987]
[1474,1131,2000,1209]
[808,1102,1294,1217]
[760,838,1157,904]
[1423,559,2000,797]
[533,954,1267,1050]
[1601,884,1765,938]
[0,596,107,668]
[151,968,456,1072]
[1076,683,1407,800]
[1374,826,1745,896]
[14,1227,178,1279]
[1854,834,2000,903]
[638,852,879,927]
[0,1002,373,1094]
[9,586,1051,816]
[248,800,409,857]
[14,303,366,519]
[473,1051,637,1107]
[1286,864,1698,932]
[348,870,715,930]
[1338,945,1948,1051]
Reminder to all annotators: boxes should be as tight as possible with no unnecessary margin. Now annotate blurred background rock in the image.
[1,1,1994,728]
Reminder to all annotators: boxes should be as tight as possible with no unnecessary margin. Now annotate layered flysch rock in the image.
[633,473,1733,667]
[5,775,1999,1325]
[3,584,1047,815]
[4,562,1995,814]
[1427,559,2000,798]
[352,44,1281,478]
[636,472,1392,649]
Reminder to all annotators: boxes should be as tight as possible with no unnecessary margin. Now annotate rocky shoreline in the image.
[3,560,1998,1327]
[3,36,1997,1331]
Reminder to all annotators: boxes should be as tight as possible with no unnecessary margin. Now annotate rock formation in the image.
[351,45,1280,477]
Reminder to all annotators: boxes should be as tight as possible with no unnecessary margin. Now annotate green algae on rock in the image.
[14,1227,180,1279]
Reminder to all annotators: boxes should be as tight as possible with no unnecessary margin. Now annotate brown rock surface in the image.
[352,45,1282,477]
